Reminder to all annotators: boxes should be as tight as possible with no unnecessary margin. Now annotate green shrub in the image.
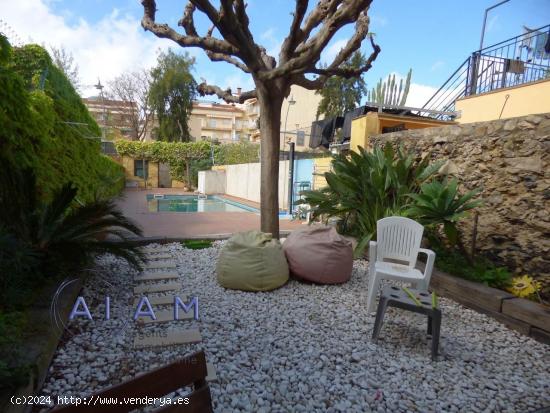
[299,144,443,255]
[0,37,124,203]
[426,232,512,288]
[0,311,30,393]
[182,239,213,249]
[407,179,481,244]
[0,166,145,282]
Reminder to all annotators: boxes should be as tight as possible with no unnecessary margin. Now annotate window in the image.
[222,118,231,126]
[208,119,217,128]
[134,160,149,178]
[296,130,305,146]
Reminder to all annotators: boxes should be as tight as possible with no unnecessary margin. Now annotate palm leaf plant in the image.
[406,179,482,260]
[298,143,442,256]
[0,164,145,278]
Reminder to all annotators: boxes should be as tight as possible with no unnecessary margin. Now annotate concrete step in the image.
[136,309,195,324]
[133,329,202,348]
[144,261,177,270]
[134,282,180,294]
[135,272,179,282]
[206,363,217,382]
[140,246,170,254]
[144,253,173,260]
[133,294,188,307]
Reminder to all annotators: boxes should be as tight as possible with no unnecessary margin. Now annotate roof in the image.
[192,101,245,114]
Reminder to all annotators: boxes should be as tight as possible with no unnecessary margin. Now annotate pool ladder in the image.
[197,192,207,200]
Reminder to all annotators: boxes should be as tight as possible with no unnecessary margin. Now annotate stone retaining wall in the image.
[369,113,550,276]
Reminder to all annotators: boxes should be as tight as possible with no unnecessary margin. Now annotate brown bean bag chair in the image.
[283,225,353,284]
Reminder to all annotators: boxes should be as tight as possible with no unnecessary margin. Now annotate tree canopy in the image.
[316,51,368,119]
[149,49,197,142]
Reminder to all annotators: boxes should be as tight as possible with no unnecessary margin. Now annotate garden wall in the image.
[368,113,550,277]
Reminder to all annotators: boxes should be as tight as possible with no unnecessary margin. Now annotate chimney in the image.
[236,87,242,96]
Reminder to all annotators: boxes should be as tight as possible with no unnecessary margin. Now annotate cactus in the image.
[368,68,412,106]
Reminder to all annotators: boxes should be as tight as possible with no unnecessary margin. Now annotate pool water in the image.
[146,194,258,213]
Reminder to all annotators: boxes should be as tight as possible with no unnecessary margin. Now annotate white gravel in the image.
[39,241,550,412]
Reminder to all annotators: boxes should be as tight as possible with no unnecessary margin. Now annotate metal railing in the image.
[423,24,550,120]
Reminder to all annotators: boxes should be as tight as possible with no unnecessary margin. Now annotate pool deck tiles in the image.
[117,188,304,238]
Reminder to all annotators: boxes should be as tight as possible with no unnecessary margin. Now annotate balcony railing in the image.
[423,24,550,120]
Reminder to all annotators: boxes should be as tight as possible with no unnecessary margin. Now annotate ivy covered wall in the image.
[114,140,260,184]
[0,38,124,202]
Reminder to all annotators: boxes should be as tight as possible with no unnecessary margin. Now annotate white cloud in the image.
[2,0,176,96]
[430,60,445,72]
[406,83,438,108]
[486,14,499,33]
[386,71,438,108]
[369,14,388,31]
[322,38,348,65]
[261,28,276,41]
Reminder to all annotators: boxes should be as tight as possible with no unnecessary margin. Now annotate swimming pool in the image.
[146,194,259,213]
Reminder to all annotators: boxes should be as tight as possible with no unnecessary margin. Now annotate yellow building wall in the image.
[312,157,332,190]
[455,78,550,124]
[350,112,454,152]
[121,156,159,188]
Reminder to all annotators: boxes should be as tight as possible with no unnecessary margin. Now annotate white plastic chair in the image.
[366,217,436,314]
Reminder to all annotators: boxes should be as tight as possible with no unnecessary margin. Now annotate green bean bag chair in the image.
[216,231,289,291]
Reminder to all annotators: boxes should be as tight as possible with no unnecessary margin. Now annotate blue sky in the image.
[4,0,550,105]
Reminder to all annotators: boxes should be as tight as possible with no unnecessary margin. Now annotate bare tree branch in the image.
[197,82,256,104]
[261,0,374,81]
[279,0,309,63]
[107,70,154,140]
[310,34,381,78]
[178,2,198,36]
[142,0,238,55]
[206,51,251,72]
[291,35,380,90]
[300,0,339,43]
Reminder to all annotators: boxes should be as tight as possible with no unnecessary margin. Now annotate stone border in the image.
[427,266,550,345]
[119,230,294,245]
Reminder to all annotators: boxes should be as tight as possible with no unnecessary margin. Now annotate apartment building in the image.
[189,101,250,143]
[279,84,323,151]
[82,96,137,139]
[189,85,321,150]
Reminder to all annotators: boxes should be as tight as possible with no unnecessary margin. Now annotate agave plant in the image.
[406,179,482,254]
[299,143,442,256]
[0,164,145,277]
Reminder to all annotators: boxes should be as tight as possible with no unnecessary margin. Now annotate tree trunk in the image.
[257,87,283,238]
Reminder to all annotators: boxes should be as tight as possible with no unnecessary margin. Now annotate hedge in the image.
[114,140,260,183]
[0,39,124,202]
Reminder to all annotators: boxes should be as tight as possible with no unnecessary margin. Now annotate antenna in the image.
[94,78,107,140]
